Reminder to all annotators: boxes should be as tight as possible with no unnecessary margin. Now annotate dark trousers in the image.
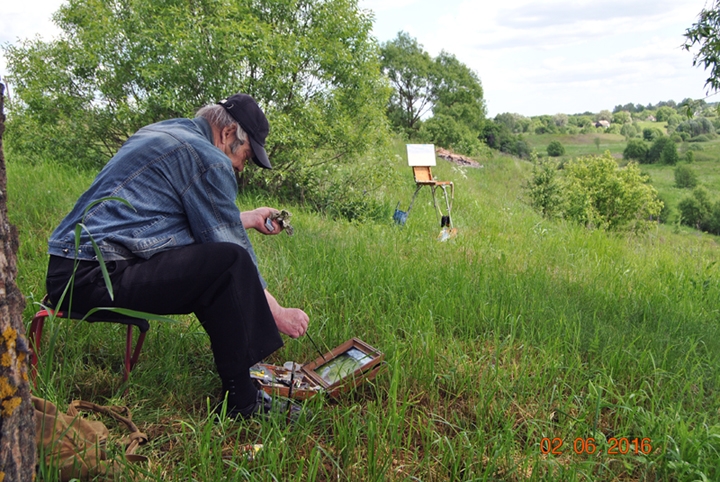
[46,242,283,389]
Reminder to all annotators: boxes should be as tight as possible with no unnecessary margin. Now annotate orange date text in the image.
[540,437,653,455]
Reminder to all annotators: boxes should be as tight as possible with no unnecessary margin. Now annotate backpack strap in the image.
[68,400,149,458]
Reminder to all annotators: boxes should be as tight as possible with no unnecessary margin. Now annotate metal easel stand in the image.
[431,183,454,227]
[393,184,424,226]
[432,183,456,241]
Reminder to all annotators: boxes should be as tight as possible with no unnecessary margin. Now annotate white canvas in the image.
[406,144,436,166]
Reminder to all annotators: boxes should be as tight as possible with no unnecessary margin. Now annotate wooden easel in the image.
[398,144,454,229]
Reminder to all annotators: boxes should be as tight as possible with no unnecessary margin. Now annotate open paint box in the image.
[249,338,385,400]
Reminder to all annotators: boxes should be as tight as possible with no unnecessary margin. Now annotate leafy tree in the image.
[648,137,678,164]
[606,124,621,135]
[380,31,434,134]
[684,0,720,92]
[571,115,594,128]
[514,139,532,158]
[481,121,529,158]
[495,112,530,133]
[553,113,568,127]
[623,139,648,162]
[596,109,613,122]
[5,0,391,216]
[430,51,486,134]
[612,111,631,124]
[676,117,715,137]
[666,114,682,129]
[643,127,664,141]
[678,187,712,229]
[660,139,680,165]
[620,123,637,138]
[657,194,672,223]
[494,113,519,132]
[419,114,485,156]
[546,140,565,157]
[706,200,720,234]
[675,165,699,188]
[525,156,562,219]
[655,106,676,122]
[675,166,697,189]
[380,35,486,155]
[562,153,662,232]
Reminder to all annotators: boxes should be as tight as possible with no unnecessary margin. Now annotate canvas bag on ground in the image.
[33,396,148,481]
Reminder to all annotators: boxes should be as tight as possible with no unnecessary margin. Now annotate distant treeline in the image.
[484,98,718,159]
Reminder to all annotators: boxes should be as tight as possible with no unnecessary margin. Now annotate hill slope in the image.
[8,146,720,480]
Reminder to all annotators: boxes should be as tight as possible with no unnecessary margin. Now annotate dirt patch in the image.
[436,147,483,168]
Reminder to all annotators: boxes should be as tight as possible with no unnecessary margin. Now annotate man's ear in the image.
[221,125,236,143]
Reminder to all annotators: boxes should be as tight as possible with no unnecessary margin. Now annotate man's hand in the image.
[265,290,309,338]
[240,207,281,235]
[274,307,309,338]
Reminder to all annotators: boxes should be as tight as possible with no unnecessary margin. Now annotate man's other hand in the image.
[240,207,281,235]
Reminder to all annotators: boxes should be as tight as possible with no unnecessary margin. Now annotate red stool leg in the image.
[124,325,133,383]
[123,325,148,383]
[130,332,147,371]
[29,310,50,384]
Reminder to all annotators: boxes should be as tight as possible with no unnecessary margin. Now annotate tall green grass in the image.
[8,146,720,480]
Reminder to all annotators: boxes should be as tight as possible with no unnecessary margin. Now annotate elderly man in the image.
[45,93,309,419]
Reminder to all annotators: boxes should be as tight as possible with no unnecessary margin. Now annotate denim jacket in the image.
[48,117,267,288]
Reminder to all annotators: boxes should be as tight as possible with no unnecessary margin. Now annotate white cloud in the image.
[396,0,711,115]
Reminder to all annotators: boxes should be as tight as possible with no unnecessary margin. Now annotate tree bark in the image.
[0,81,35,481]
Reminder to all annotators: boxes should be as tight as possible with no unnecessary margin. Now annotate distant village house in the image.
[594,120,610,128]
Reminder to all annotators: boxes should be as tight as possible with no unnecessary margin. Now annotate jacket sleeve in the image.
[181,159,268,289]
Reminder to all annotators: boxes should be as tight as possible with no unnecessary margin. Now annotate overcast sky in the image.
[0,0,715,117]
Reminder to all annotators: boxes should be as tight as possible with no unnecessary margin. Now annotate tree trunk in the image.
[0,81,35,481]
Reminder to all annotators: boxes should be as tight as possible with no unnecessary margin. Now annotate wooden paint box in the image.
[249,338,385,400]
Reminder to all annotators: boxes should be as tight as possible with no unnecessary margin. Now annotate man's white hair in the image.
[196,104,248,151]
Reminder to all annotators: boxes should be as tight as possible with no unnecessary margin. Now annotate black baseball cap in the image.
[218,94,272,169]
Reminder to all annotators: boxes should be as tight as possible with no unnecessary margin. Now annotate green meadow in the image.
[9,140,720,480]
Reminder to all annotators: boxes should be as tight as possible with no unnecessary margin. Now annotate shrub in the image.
[562,153,662,232]
[647,137,677,164]
[675,165,698,188]
[656,194,672,223]
[514,139,532,159]
[676,117,714,137]
[690,134,710,142]
[419,114,486,157]
[643,127,664,141]
[525,156,562,219]
[660,140,679,165]
[620,123,637,138]
[706,201,720,235]
[623,139,648,162]
[686,150,695,163]
[546,140,565,157]
[678,188,712,230]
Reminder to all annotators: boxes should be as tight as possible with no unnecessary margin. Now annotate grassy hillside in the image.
[8,143,720,481]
